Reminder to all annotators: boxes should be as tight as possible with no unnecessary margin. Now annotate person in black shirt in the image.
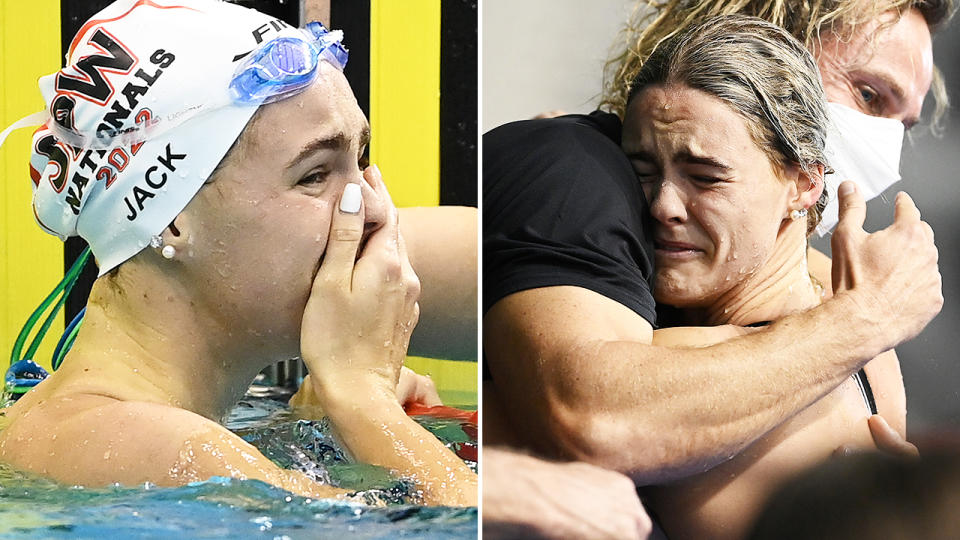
[482,18,942,491]
[484,111,655,323]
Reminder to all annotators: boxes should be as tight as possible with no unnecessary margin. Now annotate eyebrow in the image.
[676,150,732,171]
[626,149,731,171]
[864,70,919,129]
[286,123,372,169]
[871,70,907,107]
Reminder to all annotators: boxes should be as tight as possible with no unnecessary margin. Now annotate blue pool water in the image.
[0,393,478,539]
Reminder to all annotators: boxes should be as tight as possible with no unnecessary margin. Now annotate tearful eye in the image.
[298,170,329,185]
[632,165,658,183]
[693,176,722,184]
[635,173,657,184]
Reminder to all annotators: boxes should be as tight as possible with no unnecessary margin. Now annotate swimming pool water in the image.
[0,394,478,539]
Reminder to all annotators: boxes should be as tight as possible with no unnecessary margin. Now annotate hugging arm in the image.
[485,183,940,485]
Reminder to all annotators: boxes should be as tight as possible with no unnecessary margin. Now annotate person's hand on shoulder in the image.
[830,181,942,349]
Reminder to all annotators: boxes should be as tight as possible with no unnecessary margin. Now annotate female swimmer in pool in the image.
[621,15,908,538]
[0,0,475,506]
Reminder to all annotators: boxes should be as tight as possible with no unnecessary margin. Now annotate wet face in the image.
[183,63,384,356]
[622,85,797,308]
[817,9,933,130]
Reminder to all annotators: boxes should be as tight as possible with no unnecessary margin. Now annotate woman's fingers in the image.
[317,183,365,289]
[398,228,421,305]
[356,165,402,282]
[396,367,442,408]
[365,164,393,206]
[868,414,920,458]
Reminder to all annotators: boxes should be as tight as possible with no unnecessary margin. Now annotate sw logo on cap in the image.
[55,27,137,109]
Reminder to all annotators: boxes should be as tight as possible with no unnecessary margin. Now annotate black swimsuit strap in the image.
[853,368,878,415]
[743,320,877,414]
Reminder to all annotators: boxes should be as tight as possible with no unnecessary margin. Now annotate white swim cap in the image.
[23,0,346,275]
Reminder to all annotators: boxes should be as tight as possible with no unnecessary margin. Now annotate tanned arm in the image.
[400,206,477,360]
[485,183,940,485]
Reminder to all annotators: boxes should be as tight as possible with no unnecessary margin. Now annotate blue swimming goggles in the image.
[229,21,349,105]
[6,22,349,152]
[3,24,348,402]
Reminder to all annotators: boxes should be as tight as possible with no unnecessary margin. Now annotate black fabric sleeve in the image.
[482,113,657,326]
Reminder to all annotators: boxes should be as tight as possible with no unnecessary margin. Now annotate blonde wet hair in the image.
[627,15,830,233]
[603,0,954,132]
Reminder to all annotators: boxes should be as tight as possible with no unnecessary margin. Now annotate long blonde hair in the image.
[602,0,954,131]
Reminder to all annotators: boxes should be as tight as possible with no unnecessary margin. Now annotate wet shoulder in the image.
[0,395,225,488]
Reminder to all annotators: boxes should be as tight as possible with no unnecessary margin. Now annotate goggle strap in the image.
[0,110,49,151]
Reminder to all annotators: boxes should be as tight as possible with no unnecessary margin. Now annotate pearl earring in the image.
[790,208,808,220]
[161,245,176,259]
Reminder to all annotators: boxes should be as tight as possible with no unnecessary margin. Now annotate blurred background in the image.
[484,0,959,438]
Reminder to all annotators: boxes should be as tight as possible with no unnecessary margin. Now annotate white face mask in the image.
[816,102,905,236]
